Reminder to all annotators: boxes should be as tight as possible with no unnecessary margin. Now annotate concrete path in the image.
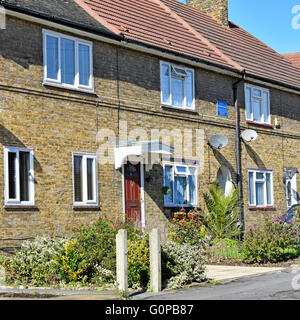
[205,264,285,282]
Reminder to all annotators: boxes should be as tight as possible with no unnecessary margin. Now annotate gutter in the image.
[2,1,300,95]
[0,0,123,41]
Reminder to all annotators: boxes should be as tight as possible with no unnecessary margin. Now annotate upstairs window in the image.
[245,84,270,124]
[73,153,97,206]
[4,147,35,206]
[248,169,273,207]
[160,62,195,109]
[163,163,197,206]
[43,30,93,91]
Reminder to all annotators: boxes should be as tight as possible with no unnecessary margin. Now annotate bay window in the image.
[163,163,197,206]
[245,84,270,124]
[73,153,97,206]
[4,147,34,206]
[248,169,273,207]
[160,61,195,109]
[43,29,93,91]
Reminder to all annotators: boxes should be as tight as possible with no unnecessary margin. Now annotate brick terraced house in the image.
[1,0,300,248]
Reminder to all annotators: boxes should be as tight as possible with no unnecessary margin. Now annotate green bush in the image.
[242,216,300,264]
[161,241,206,289]
[1,237,66,286]
[128,235,150,289]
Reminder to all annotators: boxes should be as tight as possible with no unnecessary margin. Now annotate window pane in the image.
[248,172,254,205]
[161,64,170,104]
[46,35,59,80]
[245,87,252,120]
[61,38,75,85]
[176,166,187,174]
[256,173,264,180]
[164,165,173,204]
[171,76,184,107]
[253,89,262,97]
[174,176,187,205]
[8,152,16,199]
[253,98,261,122]
[256,182,264,206]
[74,156,83,202]
[263,91,269,123]
[87,158,94,201]
[185,71,194,108]
[19,151,30,202]
[266,173,272,205]
[188,167,196,205]
[287,180,292,207]
[79,44,90,86]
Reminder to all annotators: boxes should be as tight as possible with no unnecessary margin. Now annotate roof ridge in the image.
[155,0,243,71]
[73,0,121,35]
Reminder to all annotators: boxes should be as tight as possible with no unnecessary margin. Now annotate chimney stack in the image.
[186,0,228,27]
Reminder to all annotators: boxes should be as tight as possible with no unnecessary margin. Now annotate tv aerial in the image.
[241,129,258,142]
[208,135,228,150]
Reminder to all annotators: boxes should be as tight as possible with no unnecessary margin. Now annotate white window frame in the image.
[163,162,198,207]
[245,83,270,125]
[160,61,195,110]
[248,169,274,207]
[4,146,35,206]
[43,29,94,92]
[72,153,98,206]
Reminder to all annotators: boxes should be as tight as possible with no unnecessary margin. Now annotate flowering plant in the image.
[168,211,208,246]
[242,216,299,263]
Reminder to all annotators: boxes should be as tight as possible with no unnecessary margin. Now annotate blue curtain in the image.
[171,76,184,107]
[174,176,187,205]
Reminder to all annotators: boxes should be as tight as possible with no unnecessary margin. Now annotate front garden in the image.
[0,183,299,292]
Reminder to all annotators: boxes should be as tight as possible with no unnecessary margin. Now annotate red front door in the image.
[124,162,141,228]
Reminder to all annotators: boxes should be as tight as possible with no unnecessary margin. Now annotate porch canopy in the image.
[114,140,175,169]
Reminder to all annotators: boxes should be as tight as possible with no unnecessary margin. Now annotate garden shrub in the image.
[127,235,150,289]
[161,241,206,289]
[168,211,207,247]
[1,236,66,286]
[242,216,300,264]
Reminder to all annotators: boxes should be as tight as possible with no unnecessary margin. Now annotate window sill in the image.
[43,82,96,96]
[4,205,39,211]
[161,105,198,114]
[246,121,274,128]
[248,206,276,211]
[73,205,100,211]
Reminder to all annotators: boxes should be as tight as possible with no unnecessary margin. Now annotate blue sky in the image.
[177,0,300,54]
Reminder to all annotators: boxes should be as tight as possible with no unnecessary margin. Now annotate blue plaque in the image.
[217,101,228,117]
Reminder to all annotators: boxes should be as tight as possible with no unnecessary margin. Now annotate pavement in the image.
[204,264,285,282]
[0,264,289,300]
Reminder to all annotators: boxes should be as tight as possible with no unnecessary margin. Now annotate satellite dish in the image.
[241,129,258,142]
[208,135,228,149]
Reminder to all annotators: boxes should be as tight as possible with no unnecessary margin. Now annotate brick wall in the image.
[1,16,300,247]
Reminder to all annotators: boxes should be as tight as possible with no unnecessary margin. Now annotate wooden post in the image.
[150,228,162,292]
[116,229,128,293]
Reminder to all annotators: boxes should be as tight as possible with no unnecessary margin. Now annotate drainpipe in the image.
[233,70,246,240]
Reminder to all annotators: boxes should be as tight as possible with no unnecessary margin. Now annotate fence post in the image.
[116,229,128,293]
[150,228,162,292]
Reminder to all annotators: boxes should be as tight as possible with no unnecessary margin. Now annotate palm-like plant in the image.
[203,182,240,240]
